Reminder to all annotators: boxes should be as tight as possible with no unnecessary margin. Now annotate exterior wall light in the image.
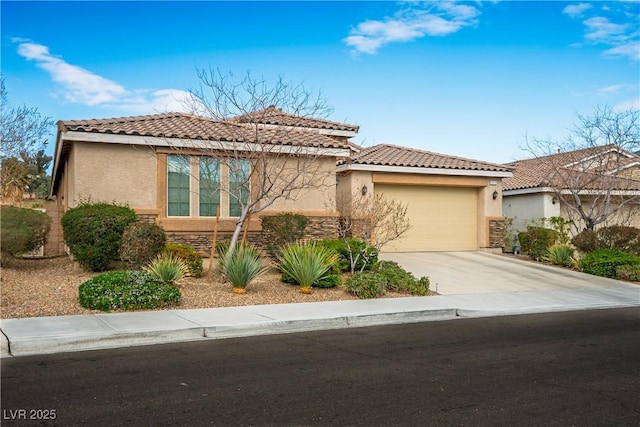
[492,190,499,200]
[361,185,368,195]
[552,196,557,205]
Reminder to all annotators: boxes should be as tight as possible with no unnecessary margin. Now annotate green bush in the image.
[542,244,575,267]
[277,242,339,289]
[164,243,203,277]
[320,238,378,272]
[518,227,558,261]
[596,226,640,255]
[571,230,598,253]
[261,213,308,259]
[580,249,640,279]
[0,206,51,258]
[78,270,181,311]
[218,243,268,289]
[61,202,137,271]
[616,264,640,281]
[345,271,387,299]
[144,252,189,284]
[376,260,430,296]
[120,222,167,268]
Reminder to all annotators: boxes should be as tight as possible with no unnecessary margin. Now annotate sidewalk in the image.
[2,282,638,357]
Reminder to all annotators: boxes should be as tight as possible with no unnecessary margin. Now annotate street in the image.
[2,308,639,426]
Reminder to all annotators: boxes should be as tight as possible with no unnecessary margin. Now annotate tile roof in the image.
[231,105,359,133]
[343,144,513,172]
[58,112,350,150]
[503,144,640,191]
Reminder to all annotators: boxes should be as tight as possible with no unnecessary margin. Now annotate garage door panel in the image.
[376,185,477,252]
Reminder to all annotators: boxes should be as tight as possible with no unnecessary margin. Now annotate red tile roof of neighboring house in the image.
[232,105,359,133]
[343,144,513,172]
[58,112,351,149]
[503,144,640,191]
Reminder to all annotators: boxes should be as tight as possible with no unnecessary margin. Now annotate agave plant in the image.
[542,244,575,267]
[277,242,339,293]
[144,252,190,285]
[218,243,269,294]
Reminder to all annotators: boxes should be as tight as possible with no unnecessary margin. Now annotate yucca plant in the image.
[277,242,340,294]
[542,244,575,267]
[144,252,189,285]
[218,243,269,294]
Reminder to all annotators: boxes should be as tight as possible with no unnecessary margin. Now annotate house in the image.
[336,144,513,253]
[502,144,640,236]
[47,109,512,257]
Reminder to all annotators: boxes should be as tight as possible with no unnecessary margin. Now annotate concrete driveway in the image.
[380,251,635,295]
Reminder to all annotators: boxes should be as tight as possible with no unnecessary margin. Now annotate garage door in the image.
[376,185,478,252]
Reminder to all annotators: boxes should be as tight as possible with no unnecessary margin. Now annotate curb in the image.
[1,308,457,357]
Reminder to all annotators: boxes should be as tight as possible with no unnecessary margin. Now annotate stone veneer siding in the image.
[157,214,339,257]
[489,219,505,249]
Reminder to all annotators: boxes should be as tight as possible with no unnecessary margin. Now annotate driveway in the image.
[380,251,635,295]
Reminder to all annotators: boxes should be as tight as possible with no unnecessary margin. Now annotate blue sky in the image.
[2,1,638,165]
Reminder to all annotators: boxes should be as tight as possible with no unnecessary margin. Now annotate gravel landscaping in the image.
[1,255,418,319]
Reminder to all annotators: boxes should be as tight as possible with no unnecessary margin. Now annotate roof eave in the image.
[336,163,513,178]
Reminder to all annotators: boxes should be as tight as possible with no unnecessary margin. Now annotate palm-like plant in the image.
[144,252,190,285]
[542,244,575,267]
[218,243,269,294]
[277,242,339,293]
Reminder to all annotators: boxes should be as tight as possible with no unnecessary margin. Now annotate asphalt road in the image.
[2,308,639,426]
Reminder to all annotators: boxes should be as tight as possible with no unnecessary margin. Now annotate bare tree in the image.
[173,69,338,260]
[336,189,410,272]
[0,77,54,204]
[523,106,640,231]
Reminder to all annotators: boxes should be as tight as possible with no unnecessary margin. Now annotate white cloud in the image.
[583,16,629,43]
[15,40,195,113]
[563,3,592,18]
[344,1,480,55]
[613,98,640,112]
[597,83,631,95]
[603,41,640,61]
[565,3,639,61]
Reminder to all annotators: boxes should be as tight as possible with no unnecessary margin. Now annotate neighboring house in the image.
[46,108,512,257]
[502,144,640,236]
[337,144,513,253]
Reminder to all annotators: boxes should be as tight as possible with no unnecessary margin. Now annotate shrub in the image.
[61,202,137,271]
[320,238,379,273]
[78,270,181,311]
[542,244,575,267]
[376,260,430,296]
[596,226,640,255]
[518,227,558,261]
[616,264,640,281]
[277,242,339,289]
[218,243,268,289]
[571,230,598,254]
[144,252,189,284]
[0,206,51,258]
[261,213,308,259]
[120,222,167,268]
[345,271,387,299]
[164,243,203,277]
[580,249,640,279]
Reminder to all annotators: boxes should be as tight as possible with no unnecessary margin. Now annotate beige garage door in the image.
[376,185,478,252]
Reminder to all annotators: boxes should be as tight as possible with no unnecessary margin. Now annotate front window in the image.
[166,154,250,217]
[229,159,251,217]
[167,155,190,216]
[199,157,220,216]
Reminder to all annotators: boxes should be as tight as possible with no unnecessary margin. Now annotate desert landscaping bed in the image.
[0,256,419,319]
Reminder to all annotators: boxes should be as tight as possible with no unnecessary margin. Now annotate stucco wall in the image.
[266,157,338,212]
[70,142,157,209]
[503,192,560,233]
